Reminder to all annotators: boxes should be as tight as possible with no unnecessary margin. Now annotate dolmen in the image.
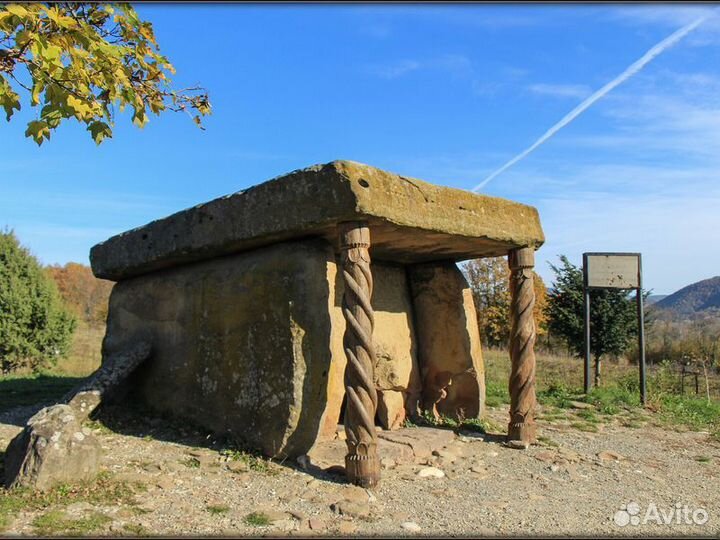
[90,160,545,487]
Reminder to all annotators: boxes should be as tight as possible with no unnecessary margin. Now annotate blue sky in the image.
[1,4,719,294]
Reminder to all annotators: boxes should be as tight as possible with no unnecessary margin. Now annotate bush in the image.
[0,230,76,373]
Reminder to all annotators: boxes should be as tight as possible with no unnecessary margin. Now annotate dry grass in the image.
[50,321,104,377]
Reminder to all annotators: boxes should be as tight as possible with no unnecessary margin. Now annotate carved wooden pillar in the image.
[507,247,537,448]
[339,221,380,487]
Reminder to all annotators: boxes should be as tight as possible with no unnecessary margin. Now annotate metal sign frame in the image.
[582,252,646,404]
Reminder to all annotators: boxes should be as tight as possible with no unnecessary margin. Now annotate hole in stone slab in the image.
[358,179,370,188]
[141,233,148,240]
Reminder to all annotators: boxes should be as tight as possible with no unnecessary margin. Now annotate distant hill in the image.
[654,276,720,317]
[646,294,668,305]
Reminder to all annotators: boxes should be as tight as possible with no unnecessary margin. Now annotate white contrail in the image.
[472,13,713,193]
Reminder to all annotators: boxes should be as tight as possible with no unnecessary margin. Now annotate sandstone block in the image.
[90,161,544,281]
[103,239,340,459]
[408,262,486,420]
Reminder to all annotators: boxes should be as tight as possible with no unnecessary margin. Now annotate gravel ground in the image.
[1,403,719,537]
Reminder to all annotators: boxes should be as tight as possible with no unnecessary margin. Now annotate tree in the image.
[46,262,113,326]
[0,3,210,145]
[462,257,548,348]
[545,255,640,384]
[0,230,76,373]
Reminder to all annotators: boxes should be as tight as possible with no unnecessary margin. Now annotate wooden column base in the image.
[507,422,537,448]
[345,447,380,488]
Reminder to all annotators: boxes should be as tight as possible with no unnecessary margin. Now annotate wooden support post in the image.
[507,247,537,448]
[339,221,380,488]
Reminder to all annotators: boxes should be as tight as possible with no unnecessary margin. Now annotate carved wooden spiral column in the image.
[339,221,380,487]
[507,247,538,447]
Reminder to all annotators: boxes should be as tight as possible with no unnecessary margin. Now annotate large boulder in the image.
[408,261,486,420]
[4,405,100,490]
[103,239,342,459]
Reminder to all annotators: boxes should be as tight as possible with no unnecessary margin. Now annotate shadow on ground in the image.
[94,401,355,484]
[0,375,86,426]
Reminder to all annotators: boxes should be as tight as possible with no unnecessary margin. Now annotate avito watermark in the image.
[614,501,709,527]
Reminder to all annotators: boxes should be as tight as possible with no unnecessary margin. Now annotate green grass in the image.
[180,457,200,469]
[244,511,271,526]
[570,421,599,433]
[484,348,720,439]
[0,471,141,532]
[206,504,230,515]
[123,522,150,535]
[83,419,113,434]
[485,381,510,407]
[536,435,559,447]
[219,446,278,476]
[32,509,111,536]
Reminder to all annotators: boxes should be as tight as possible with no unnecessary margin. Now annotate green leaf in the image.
[25,120,51,146]
[41,106,63,128]
[86,121,112,144]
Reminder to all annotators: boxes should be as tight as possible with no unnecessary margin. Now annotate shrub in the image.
[0,230,76,372]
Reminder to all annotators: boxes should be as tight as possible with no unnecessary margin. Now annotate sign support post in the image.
[583,254,591,395]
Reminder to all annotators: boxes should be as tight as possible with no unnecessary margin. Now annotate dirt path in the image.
[1,403,719,537]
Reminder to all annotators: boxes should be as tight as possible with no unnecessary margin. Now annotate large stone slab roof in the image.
[90,160,545,281]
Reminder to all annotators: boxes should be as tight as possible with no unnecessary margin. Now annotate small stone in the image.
[470,465,485,474]
[458,430,485,440]
[338,521,357,534]
[381,457,397,470]
[330,501,370,519]
[507,440,529,450]
[549,464,560,473]
[535,451,556,463]
[598,450,625,461]
[226,461,249,473]
[289,510,306,521]
[569,400,594,409]
[401,521,422,532]
[155,477,174,490]
[417,466,445,478]
[141,462,162,473]
[263,510,290,523]
[340,485,369,504]
[308,518,325,530]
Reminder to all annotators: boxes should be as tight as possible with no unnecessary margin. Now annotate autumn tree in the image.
[0,230,76,372]
[46,262,113,326]
[0,3,210,145]
[462,257,548,348]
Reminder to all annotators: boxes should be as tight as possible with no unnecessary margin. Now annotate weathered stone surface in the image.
[320,262,421,435]
[64,340,151,420]
[308,436,414,468]
[103,239,340,459]
[377,390,406,431]
[408,262,486,419]
[90,161,545,281]
[4,404,101,490]
[377,426,457,461]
